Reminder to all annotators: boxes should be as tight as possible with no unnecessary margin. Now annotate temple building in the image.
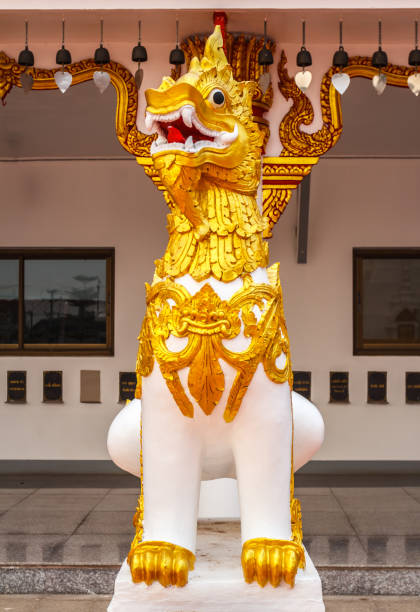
[0,1,419,608]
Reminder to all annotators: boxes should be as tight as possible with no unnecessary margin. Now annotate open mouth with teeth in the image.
[146,105,238,155]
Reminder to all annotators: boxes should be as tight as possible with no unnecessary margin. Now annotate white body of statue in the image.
[108,25,325,611]
[108,270,325,554]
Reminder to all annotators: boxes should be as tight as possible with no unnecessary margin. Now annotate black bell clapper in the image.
[56,20,71,66]
[333,21,349,68]
[94,19,111,65]
[258,19,273,66]
[18,21,34,67]
[371,20,388,69]
[169,20,185,66]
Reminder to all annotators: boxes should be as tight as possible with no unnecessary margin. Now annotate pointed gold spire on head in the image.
[201,25,228,70]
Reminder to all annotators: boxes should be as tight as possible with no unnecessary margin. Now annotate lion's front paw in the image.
[128,540,195,587]
[241,538,304,588]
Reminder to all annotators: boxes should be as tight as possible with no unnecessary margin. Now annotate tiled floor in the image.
[0,486,419,567]
[0,595,420,612]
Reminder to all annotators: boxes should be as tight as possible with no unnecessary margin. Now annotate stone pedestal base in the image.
[108,548,324,612]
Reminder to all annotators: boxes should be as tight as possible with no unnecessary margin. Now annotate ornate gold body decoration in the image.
[136,263,292,423]
[0,52,153,157]
[241,538,305,588]
[128,541,195,587]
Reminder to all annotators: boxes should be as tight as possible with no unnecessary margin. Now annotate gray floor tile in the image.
[331,487,408,498]
[295,487,332,496]
[0,509,87,535]
[305,535,367,566]
[0,494,32,511]
[302,511,356,536]
[405,487,420,501]
[35,488,110,495]
[300,494,342,512]
[0,489,35,495]
[348,512,420,536]
[325,597,375,611]
[0,535,66,563]
[62,534,131,564]
[74,511,134,535]
[93,494,138,511]
[333,491,420,512]
[106,488,139,495]
[0,595,44,611]
[15,494,105,512]
[359,535,420,566]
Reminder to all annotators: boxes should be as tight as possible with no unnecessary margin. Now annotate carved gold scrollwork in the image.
[278,50,342,158]
[136,263,292,423]
[0,52,153,157]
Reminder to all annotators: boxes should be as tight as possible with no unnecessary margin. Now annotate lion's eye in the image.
[209,89,225,107]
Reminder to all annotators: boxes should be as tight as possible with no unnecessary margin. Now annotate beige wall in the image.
[0,156,419,461]
[271,157,420,461]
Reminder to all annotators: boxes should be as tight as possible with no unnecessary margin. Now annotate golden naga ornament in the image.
[128,26,305,591]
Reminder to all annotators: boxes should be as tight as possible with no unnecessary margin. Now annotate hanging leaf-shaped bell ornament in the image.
[294,70,312,92]
[54,69,72,94]
[20,72,33,93]
[331,72,350,94]
[93,70,111,94]
[134,68,144,89]
[372,72,387,95]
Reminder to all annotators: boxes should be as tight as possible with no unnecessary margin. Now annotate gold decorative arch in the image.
[261,55,418,236]
[0,52,153,157]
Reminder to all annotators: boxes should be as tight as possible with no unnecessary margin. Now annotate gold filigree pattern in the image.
[136,263,292,423]
[261,157,319,236]
[128,540,195,587]
[241,538,305,588]
[0,52,153,156]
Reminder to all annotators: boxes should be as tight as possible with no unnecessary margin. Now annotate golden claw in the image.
[128,540,195,587]
[241,538,304,588]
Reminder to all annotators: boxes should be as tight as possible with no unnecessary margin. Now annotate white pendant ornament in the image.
[331,72,350,95]
[93,70,111,94]
[408,72,420,96]
[134,67,144,90]
[372,72,387,95]
[54,70,72,94]
[258,71,271,95]
[20,72,33,93]
[294,70,312,93]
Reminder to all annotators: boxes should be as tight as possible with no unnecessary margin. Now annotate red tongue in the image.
[167,125,186,144]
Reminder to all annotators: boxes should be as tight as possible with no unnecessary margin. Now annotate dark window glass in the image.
[354,249,420,355]
[0,249,113,355]
[362,258,420,342]
[24,259,107,344]
[0,259,19,344]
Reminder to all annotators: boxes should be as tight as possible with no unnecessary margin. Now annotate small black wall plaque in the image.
[330,372,349,403]
[293,371,311,400]
[406,372,420,403]
[367,371,387,404]
[7,371,26,403]
[43,371,63,403]
[119,372,137,403]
